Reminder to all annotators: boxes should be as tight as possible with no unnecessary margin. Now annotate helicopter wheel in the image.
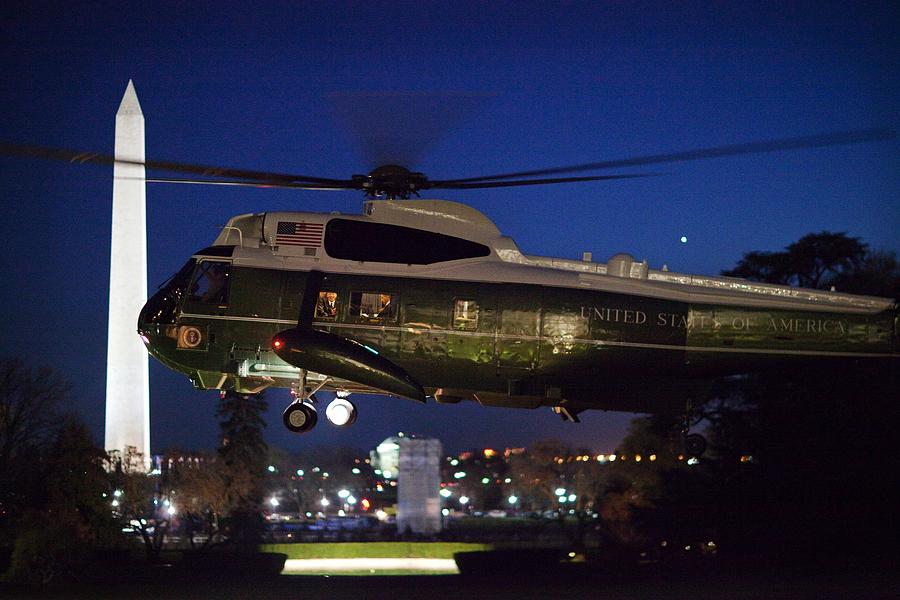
[325,397,357,427]
[683,433,707,458]
[283,401,318,433]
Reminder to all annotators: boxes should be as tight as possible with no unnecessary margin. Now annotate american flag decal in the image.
[275,221,324,247]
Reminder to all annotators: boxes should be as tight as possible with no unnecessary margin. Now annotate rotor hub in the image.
[353,164,429,199]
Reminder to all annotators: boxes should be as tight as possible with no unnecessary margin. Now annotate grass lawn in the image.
[259,542,490,560]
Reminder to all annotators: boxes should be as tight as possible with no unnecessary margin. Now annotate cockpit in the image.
[138,246,235,329]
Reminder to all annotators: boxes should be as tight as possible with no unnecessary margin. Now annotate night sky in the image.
[0,2,897,454]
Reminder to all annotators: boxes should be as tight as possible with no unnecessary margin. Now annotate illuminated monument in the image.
[397,437,442,535]
[104,80,150,465]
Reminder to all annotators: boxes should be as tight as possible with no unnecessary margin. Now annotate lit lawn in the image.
[259,542,490,560]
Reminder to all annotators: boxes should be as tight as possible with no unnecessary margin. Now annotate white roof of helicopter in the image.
[209,199,893,314]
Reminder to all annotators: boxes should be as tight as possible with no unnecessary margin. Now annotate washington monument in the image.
[104,80,150,464]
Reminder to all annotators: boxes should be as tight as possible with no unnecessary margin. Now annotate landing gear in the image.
[283,400,318,433]
[281,370,359,433]
[683,433,707,457]
[325,397,358,427]
[679,398,707,458]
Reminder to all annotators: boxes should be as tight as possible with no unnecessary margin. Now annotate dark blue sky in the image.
[1,2,897,454]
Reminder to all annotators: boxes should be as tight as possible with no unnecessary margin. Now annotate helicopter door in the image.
[496,284,541,376]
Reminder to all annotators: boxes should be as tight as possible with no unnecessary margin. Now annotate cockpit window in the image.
[190,261,231,305]
[324,218,491,264]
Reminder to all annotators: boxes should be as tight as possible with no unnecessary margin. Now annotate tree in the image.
[108,447,172,563]
[6,421,121,582]
[830,249,900,299]
[507,439,605,552]
[170,452,232,551]
[0,359,67,530]
[722,231,867,289]
[709,233,900,557]
[216,391,269,551]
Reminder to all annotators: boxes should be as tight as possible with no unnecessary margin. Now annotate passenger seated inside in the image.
[315,291,339,320]
[350,291,397,322]
[376,293,396,319]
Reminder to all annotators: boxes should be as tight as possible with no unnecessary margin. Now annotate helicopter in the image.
[3,128,898,456]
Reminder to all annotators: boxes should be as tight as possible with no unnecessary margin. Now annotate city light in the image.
[454,471,467,479]
[459,496,469,505]
[361,498,371,510]
[650,454,657,462]
[555,488,566,496]
[442,508,450,516]
[382,470,392,479]
[508,495,518,504]
[481,477,490,484]
[347,496,357,505]
[568,494,577,502]
[168,505,176,516]
[267,465,276,473]
[296,469,304,476]
[338,489,350,499]
[440,488,453,498]
[320,498,330,507]
[450,459,459,466]
[352,467,361,474]
[270,497,279,508]
[113,489,123,498]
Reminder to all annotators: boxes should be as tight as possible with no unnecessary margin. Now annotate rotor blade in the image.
[142,177,355,191]
[0,143,349,185]
[430,173,655,189]
[443,127,896,183]
[327,91,493,169]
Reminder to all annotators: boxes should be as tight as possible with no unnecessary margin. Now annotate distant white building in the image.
[370,436,402,479]
[397,438,442,535]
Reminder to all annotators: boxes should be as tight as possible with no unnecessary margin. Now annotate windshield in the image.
[138,259,196,326]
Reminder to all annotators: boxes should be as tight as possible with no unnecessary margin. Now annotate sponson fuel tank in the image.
[271,328,426,402]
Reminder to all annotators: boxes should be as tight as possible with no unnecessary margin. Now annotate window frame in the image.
[452,298,480,331]
[348,290,399,324]
[188,259,232,307]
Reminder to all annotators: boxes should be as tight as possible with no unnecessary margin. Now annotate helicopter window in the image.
[190,260,231,305]
[349,291,397,323]
[324,219,490,264]
[315,291,339,320]
[453,299,479,331]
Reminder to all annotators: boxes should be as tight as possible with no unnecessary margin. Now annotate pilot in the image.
[201,263,228,303]
[316,291,338,318]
